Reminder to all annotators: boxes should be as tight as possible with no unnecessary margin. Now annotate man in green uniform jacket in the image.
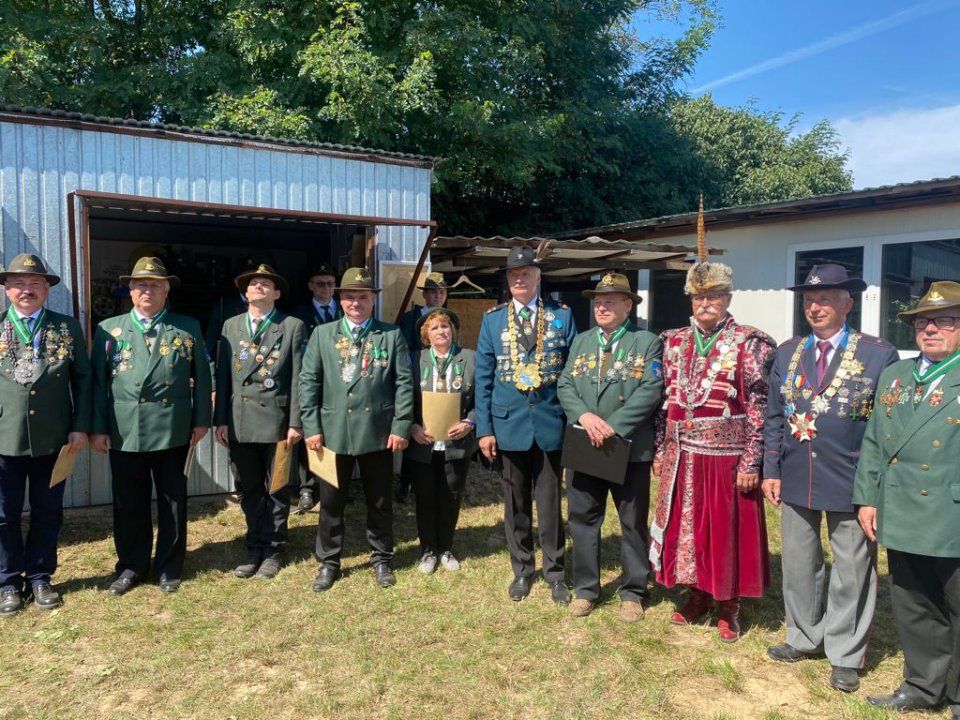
[91,257,212,596]
[0,254,91,616]
[853,281,960,718]
[557,273,663,621]
[214,264,305,580]
[300,267,414,591]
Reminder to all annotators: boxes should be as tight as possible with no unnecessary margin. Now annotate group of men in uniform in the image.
[0,245,957,717]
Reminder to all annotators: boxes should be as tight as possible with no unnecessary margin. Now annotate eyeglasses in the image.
[692,293,728,304]
[913,316,960,330]
[310,280,335,287]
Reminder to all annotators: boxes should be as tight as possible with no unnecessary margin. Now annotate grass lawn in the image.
[0,466,946,720]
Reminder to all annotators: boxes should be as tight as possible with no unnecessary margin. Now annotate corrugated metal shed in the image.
[0,107,434,507]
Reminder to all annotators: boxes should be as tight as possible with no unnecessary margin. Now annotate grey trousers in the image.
[781,502,877,668]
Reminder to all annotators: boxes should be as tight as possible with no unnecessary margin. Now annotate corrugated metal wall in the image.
[0,118,431,507]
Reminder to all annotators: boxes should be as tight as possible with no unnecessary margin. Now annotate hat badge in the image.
[257,264,269,273]
[358,269,371,281]
[23,257,36,267]
[809,275,822,285]
[928,290,944,302]
[599,274,616,287]
[144,263,156,271]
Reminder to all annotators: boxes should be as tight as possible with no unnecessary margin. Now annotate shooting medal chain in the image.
[674,318,738,426]
[5,309,47,384]
[508,297,545,391]
[782,331,861,441]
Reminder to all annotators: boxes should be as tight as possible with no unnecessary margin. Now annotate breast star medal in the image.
[788,412,817,441]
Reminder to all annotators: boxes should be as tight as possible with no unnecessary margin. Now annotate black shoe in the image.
[255,556,282,580]
[108,571,139,597]
[866,690,932,712]
[30,582,62,610]
[311,567,340,592]
[767,643,823,663]
[159,577,182,594]
[508,575,532,602]
[0,589,23,617]
[373,564,396,588]
[297,489,316,513]
[550,581,571,606]
[234,550,262,579]
[830,666,860,693]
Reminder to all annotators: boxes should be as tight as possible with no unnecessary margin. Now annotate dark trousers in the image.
[315,449,393,569]
[500,445,565,583]
[568,461,651,603]
[230,442,291,553]
[0,453,63,592]
[110,446,189,581]
[888,549,960,712]
[410,453,468,555]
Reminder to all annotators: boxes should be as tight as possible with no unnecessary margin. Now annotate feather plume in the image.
[535,238,553,263]
[697,193,707,263]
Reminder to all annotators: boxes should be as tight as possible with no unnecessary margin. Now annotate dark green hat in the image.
[417,272,448,290]
[504,245,539,271]
[308,263,336,280]
[235,263,289,298]
[582,272,642,304]
[120,256,179,286]
[336,267,379,293]
[415,306,461,336]
[897,281,960,320]
[0,253,61,287]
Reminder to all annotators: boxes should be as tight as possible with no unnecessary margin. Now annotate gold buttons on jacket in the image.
[884,434,891,441]
[139,398,146,404]
[932,440,941,448]
[920,464,929,471]
[920,489,929,496]
[29,410,35,415]
[948,417,956,424]
[890,457,898,464]
[29,390,36,396]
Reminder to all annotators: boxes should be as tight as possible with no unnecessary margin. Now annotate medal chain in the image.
[507,297,545,390]
[783,331,860,410]
[675,318,737,411]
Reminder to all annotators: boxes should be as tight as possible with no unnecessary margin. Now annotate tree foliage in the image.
[0,1,852,235]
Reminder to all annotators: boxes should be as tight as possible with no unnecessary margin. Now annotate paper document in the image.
[49,445,79,488]
[269,440,293,493]
[422,391,461,441]
[307,446,339,489]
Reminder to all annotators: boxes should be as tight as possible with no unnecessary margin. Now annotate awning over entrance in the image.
[428,235,722,280]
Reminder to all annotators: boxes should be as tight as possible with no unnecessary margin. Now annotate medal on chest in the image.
[788,412,817,441]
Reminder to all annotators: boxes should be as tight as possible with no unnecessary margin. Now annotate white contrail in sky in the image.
[692,0,960,94]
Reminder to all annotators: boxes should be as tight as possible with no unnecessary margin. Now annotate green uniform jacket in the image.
[0,309,92,457]
[213,312,306,443]
[92,311,213,452]
[404,347,478,464]
[299,318,414,456]
[557,323,664,463]
[852,358,960,558]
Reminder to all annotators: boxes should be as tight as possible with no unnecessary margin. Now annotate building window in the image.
[881,238,960,350]
[793,247,864,335]
[650,269,690,334]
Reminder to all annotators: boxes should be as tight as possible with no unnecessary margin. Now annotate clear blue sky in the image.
[640,0,960,188]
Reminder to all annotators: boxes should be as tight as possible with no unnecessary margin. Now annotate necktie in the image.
[518,306,533,337]
[352,326,361,341]
[251,317,260,336]
[815,340,832,386]
[321,306,332,323]
[600,333,612,376]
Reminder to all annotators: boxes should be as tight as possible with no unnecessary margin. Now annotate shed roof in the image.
[0,104,436,169]
[553,176,960,242]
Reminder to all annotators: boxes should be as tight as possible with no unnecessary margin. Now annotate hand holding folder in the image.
[559,424,632,484]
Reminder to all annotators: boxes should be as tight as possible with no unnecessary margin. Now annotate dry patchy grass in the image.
[0,467,949,720]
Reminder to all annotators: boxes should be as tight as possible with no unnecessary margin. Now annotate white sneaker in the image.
[439,551,460,571]
[417,552,438,574]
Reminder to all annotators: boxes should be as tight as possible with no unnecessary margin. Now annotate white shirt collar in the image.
[512,295,538,316]
[312,298,334,314]
[12,308,42,322]
[345,317,371,333]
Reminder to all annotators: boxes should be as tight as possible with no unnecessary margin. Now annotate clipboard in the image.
[560,424,632,484]
[49,444,79,488]
[422,391,461,441]
[307,446,339,489]
[269,441,293,493]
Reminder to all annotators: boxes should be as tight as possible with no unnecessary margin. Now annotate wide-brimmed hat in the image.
[336,267,379,293]
[0,253,61,287]
[789,264,867,293]
[415,306,461,335]
[120,257,179,286]
[582,272,642,304]
[503,245,540,271]
[897,281,960,320]
[307,263,337,280]
[417,272,448,291]
[234,263,289,297]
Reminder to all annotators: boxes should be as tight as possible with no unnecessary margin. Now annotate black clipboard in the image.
[560,424,631,484]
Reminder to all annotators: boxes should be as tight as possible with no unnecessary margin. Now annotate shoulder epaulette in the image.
[486,303,508,314]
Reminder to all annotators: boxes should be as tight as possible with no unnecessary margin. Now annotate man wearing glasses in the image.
[292,264,340,512]
[854,281,960,718]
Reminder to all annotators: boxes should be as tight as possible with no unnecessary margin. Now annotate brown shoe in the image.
[619,600,645,623]
[569,598,595,617]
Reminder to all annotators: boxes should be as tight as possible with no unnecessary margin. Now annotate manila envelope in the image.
[183,444,198,476]
[307,446,339,489]
[49,444,79,488]
[269,440,293,494]
[422,391,461,442]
